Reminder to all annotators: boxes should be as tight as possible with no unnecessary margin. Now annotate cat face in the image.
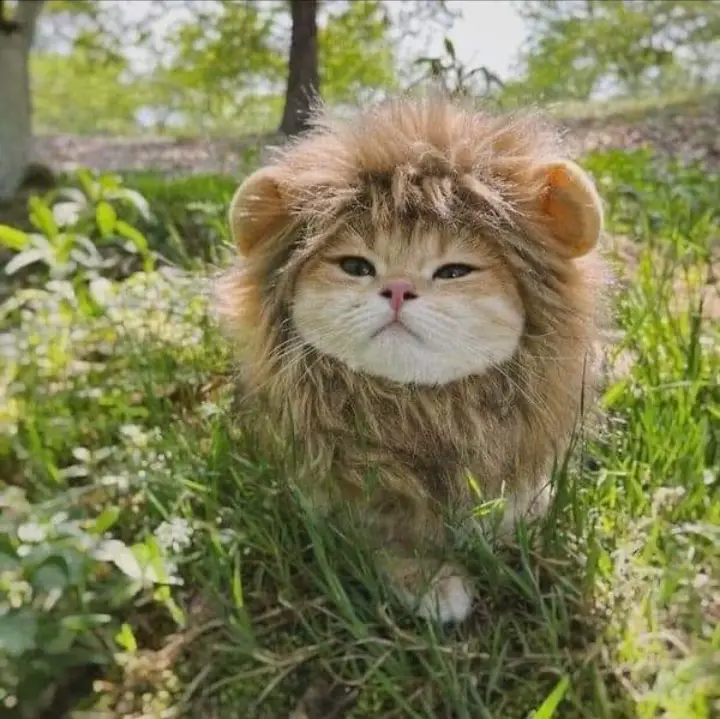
[292,222,525,385]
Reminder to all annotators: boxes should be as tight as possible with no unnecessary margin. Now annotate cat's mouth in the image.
[370,320,423,342]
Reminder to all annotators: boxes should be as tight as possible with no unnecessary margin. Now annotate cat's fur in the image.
[216,94,607,623]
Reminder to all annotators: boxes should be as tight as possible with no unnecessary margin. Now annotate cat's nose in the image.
[379,280,418,312]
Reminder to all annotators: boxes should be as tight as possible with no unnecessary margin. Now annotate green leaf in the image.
[140,535,176,585]
[0,225,29,251]
[94,539,143,581]
[91,506,121,535]
[602,378,630,408]
[0,610,38,656]
[54,233,78,264]
[0,552,19,573]
[5,248,49,275]
[444,37,456,59]
[95,201,117,236]
[153,584,186,627]
[33,561,69,594]
[28,196,59,239]
[76,169,99,202]
[232,552,244,610]
[73,234,104,264]
[114,189,151,220]
[43,628,77,655]
[115,220,149,253]
[115,622,137,653]
[531,675,570,719]
[62,614,112,632]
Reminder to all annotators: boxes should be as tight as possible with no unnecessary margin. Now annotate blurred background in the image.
[1,0,718,195]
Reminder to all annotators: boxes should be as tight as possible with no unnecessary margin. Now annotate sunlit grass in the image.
[0,149,717,718]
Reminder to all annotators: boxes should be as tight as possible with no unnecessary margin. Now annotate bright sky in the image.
[433,1,528,78]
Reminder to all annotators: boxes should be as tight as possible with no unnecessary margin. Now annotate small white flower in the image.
[100,474,130,492]
[17,522,47,543]
[72,447,92,463]
[155,518,194,554]
[199,402,220,418]
[120,424,150,447]
[652,486,685,512]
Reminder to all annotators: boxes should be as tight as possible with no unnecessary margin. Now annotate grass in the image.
[547,86,720,124]
[0,147,718,719]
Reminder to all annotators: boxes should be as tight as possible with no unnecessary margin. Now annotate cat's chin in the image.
[328,344,502,387]
[357,364,478,387]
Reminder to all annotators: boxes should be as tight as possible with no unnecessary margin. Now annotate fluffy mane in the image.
[216,94,608,613]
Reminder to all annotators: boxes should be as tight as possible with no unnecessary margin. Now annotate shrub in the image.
[0,173,229,715]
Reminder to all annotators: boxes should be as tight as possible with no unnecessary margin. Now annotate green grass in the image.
[0,148,718,719]
[547,86,720,124]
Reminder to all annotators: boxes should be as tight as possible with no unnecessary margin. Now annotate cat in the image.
[216,94,607,624]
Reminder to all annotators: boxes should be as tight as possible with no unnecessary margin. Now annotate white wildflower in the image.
[651,486,686,512]
[17,522,47,543]
[155,518,194,554]
[119,424,151,448]
[99,474,130,492]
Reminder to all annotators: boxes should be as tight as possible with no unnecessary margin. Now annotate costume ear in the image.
[229,167,291,256]
[535,160,603,258]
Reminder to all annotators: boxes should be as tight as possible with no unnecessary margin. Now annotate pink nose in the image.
[379,280,418,312]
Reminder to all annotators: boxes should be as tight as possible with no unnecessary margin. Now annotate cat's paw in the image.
[382,555,475,624]
[413,564,474,624]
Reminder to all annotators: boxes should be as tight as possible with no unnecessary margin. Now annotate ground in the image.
[31,90,720,177]
[0,94,718,719]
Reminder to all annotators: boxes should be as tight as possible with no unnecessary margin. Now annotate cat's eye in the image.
[432,263,476,280]
[338,256,376,277]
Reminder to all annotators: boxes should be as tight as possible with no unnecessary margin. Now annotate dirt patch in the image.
[559,93,720,171]
[33,134,265,178]
[31,96,720,178]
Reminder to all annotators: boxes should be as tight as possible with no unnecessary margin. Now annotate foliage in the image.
[581,149,719,718]
[0,487,180,718]
[39,0,166,64]
[153,0,397,132]
[319,0,397,105]
[0,147,718,716]
[31,0,408,136]
[148,0,286,135]
[31,48,149,135]
[118,170,239,266]
[0,171,154,300]
[413,37,505,99]
[0,171,229,717]
[384,0,459,86]
[506,0,720,103]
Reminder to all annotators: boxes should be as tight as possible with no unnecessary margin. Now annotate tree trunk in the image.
[0,0,45,201]
[279,0,319,137]
[0,34,32,200]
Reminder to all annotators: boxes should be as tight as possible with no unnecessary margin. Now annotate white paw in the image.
[414,568,474,624]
